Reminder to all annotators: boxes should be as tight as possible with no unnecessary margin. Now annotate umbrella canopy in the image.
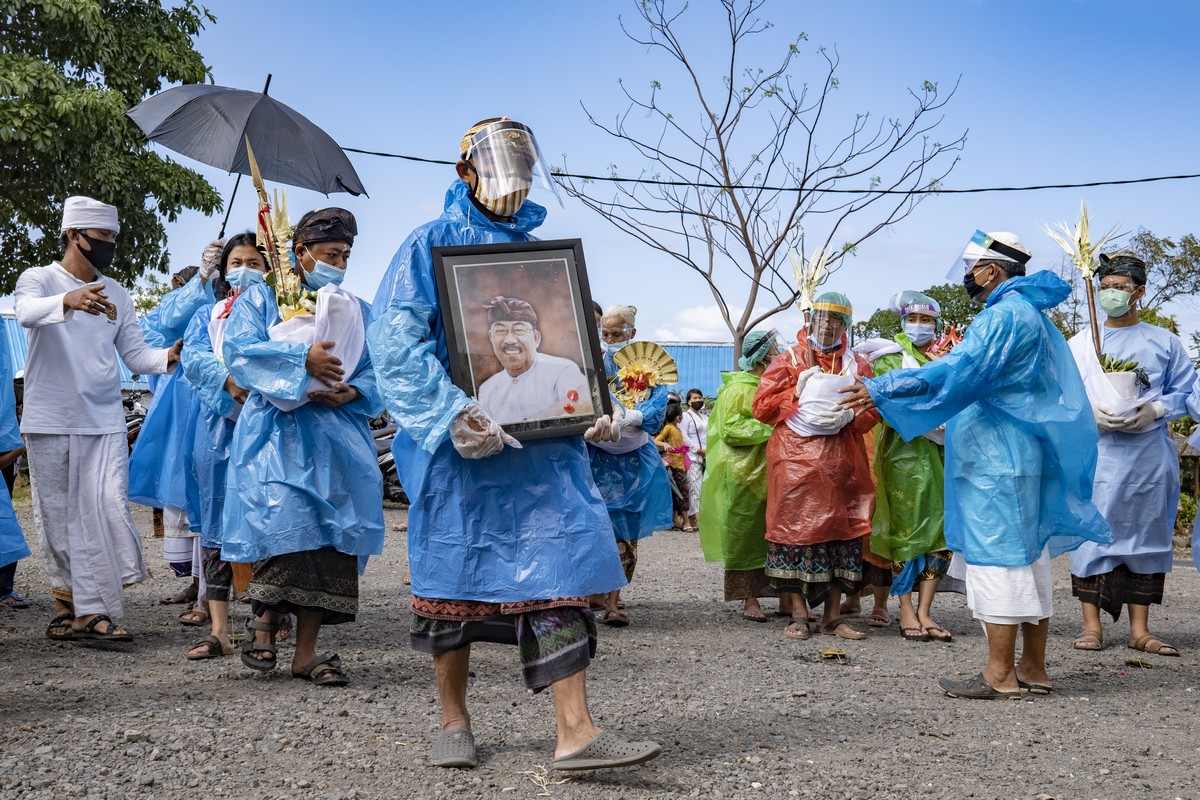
[127,82,367,196]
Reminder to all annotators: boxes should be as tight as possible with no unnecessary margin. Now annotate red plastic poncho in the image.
[752,333,880,547]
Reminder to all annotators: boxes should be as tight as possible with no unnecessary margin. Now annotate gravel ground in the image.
[0,500,1197,800]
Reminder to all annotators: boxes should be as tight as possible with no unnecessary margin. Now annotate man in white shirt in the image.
[15,196,180,643]
[476,295,591,425]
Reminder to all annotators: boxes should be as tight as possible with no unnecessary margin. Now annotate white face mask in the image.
[904,322,936,346]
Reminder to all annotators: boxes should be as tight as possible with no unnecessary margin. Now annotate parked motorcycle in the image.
[123,389,150,450]
[369,413,407,505]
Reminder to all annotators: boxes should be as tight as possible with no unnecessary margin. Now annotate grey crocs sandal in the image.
[430,729,477,768]
[552,731,662,771]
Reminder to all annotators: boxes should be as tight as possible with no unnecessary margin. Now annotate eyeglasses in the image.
[600,326,631,342]
[489,323,534,338]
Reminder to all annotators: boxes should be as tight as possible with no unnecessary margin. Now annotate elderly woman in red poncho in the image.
[752,292,880,642]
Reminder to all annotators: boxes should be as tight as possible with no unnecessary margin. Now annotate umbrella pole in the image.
[217,172,243,239]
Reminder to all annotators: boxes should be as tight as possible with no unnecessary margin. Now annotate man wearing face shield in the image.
[752,293,882,642]
[1066,253,1195,657]
[840,231,1111,699]
[367,119,658,771]
[698,331,785,623]
[15,196,182,642]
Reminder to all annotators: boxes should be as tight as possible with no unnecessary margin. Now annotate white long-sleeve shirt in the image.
[15,262,172,434]
[682,407,708,455]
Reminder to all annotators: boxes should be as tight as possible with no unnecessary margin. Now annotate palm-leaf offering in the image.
[245,137,314,321]
[790,246,829,317]
[611,341,678,409]
[1042,200,1121,359]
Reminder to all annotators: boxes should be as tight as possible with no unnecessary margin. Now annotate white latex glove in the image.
[199,239,224,280]
[1092,404,1126,433]
[1121,401,1164,432]
[450,402,522,459]
[584,414,621,443]
[794,365,821,398]
[811,407,854,430]
[619,409,644,430]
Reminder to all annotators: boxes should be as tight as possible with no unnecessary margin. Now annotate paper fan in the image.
[613,341,678,384]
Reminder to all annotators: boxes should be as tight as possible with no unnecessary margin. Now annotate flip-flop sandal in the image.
[430,729,477,768]
[924,625,953,643]
[160,585,197,605]
[291,652,349,686]
[1130,633,1180,657]
[866,609,891,627]
[820,617,866,640]
[46,612,76,640]
[275,614,293,641]
[1016,678,1052,695]
[552,731,662,771]
[239,617,279,672]
[741,608,769,623]
[601,610,630,627]
[782,621,811,641]
[0,592,30,609]
[937,671,1023,700]
[1072,630,1103,651]
[901,626,930,642]
[186,635,232,660]
[178,603,209,627]
[74,614,133,642]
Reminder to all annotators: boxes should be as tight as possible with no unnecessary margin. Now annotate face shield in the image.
[808,310,847,350]
[463,120,562,216]
[946,230,1030,279]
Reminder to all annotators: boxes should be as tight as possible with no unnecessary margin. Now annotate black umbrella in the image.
[127,75,367,235]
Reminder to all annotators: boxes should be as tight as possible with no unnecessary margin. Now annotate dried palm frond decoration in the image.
[245,137,315,321]
[1042,200,1121,359]
[790,246,829,322]
[611,341,678,409]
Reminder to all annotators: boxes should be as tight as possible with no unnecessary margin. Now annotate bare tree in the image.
[559,0,965,362]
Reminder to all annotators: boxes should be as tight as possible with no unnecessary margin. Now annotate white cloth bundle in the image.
[264,285,364,412]
[785,351,857,437]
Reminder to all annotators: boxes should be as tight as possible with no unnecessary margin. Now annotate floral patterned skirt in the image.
[766,538,864,609]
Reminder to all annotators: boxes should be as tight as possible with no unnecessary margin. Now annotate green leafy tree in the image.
[856,283,976,341]
[0,0,222,292]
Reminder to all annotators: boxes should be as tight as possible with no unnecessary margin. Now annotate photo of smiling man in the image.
[476,295,593,424]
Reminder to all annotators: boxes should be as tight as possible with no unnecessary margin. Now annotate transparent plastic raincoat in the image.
[698,370,774,568]
[865,271,1112,567]
[587,352,672,542]
[752,336,880,546]
[0,326,29,568]
[181,301,239,550]
[868,334,947,565]
[367,180,625,603]
[128,271,213,520]
[219,282,384,565]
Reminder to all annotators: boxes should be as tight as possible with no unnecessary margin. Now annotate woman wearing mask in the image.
[179,234,268,660]
[752,293,880,641]
[681,388,708,532]
[587,305,673,626]
[866,291,954,643]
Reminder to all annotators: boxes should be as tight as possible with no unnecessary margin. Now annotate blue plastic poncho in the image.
[587,353,673,541]
[865,271,1112,567]
[1069,322,1196,580]
[181,301,239,550]
[128,272,213,522]
[366,180,625,603]
[220,282,384,565]
[0,325,29,568]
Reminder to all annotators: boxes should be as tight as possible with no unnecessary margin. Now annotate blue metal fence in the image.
[3,314,148,390]
[660,342,736,398]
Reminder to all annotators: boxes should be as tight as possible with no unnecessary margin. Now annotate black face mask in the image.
[79,233,116,272]
[962,265,991,304]
[689,400,704,410]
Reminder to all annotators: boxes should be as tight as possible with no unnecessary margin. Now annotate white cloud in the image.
[653,304,808,342]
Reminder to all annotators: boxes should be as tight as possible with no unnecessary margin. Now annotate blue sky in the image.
[148,0,1200,342]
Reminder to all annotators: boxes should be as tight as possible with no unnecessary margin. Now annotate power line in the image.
[340,146,1200,196]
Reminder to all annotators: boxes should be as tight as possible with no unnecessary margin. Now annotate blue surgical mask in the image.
[226,267,265,290]
[603,339,629,356]
[304,258,345,289]
[904,322,936,346]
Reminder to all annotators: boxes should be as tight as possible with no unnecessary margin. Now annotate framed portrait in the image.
[432,238,612,442]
